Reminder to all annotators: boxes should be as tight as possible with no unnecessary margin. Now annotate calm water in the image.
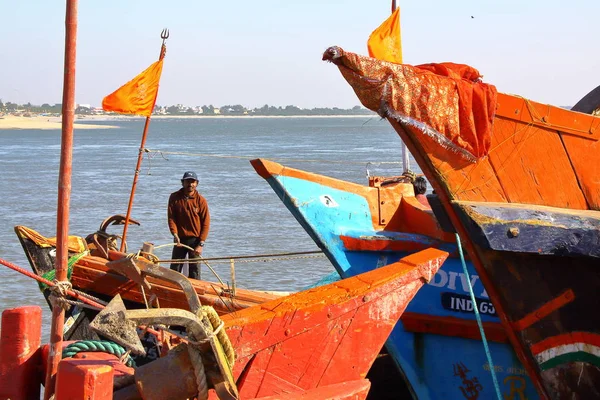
[0,116,419,339]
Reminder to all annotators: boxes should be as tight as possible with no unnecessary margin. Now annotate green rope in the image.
[38,251,87,291]
[455,233,502,400]
[62,340,136,368]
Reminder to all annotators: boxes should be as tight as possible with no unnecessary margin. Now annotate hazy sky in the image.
[1,1,598,109]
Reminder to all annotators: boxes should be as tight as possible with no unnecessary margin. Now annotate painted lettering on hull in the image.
[429,270,489,298]
[503,376,528,400]
[442,293,497,316]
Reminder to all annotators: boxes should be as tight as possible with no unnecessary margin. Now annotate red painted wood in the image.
[55,359,114,400]
[222,248,448,398]
[46,2,78,398]
[252,379,371,400]
[0,306,43,400]
[512,289,575,332]
[401,312,508,343]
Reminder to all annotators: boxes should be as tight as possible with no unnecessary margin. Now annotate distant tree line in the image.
[0,100,66,114]
[159,103,374,116]
[0,98,375,116]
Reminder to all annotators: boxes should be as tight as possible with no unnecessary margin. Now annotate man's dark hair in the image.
[413,176,427,195]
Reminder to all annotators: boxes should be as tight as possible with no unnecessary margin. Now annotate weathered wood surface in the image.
[479,249,600,398]
[15,233,280,315]
[251,379,371,400]
[72,259,267,313]
[223,248,447,399]
[451,200,600,257]
[326,48,600,398]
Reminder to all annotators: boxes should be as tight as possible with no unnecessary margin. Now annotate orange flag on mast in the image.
[102,60,164,117]
[367,7,402,64]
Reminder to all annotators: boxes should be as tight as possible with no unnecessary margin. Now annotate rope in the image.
[42,252,108,311]
[62,340,136,368]
[158,252,325,265]
[183,305,234,400]
[455,233,502,400]
[201,305,235,366]
[49,280,73,311]
[144,149,402,166]
[187,345,208,400]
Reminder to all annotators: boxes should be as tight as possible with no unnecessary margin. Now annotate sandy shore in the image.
[0,113,376,130]
[0,115,118,130]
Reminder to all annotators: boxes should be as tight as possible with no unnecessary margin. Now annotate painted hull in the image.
[326,47,600,399]
[14,225,280,341]
[252,159,538,400]
[224,248,447,399]
[1,248,448,399]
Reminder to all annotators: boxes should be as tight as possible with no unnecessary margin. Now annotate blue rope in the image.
[455,233,502,400]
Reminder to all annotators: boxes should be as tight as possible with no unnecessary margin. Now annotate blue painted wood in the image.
[451,201,600,257]
[263,173,539,400]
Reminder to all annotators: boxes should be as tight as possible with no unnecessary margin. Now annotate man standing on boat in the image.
[167,171,210,279]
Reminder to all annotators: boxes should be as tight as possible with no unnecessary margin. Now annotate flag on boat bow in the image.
[102,60,164,117]
[368,7,402,64]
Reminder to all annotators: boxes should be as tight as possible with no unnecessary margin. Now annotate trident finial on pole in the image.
[159,28,169,60]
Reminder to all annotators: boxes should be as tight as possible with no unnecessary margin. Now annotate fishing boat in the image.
[12,219,284,342]
[324,46,600,399]
[0,246,449,399]
[252,158,539,399]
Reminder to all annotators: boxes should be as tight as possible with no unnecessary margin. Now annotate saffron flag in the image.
[367,8,402,64]
[102,60,164,117]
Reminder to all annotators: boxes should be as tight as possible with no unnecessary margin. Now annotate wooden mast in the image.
[120,31,168,251]
[43,0,78,397]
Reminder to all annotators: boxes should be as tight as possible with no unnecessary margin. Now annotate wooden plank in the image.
[488,111,587,208]
[252,380,370,400]
[560,134,600,210]
[496,93,600,140]
[71,264,265,314]
[452,201,600,257]
[401,312,508,343]
[388,119,508,203]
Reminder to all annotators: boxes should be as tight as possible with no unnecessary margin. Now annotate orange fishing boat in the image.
[13,221,282,341]
[324,46,600,399]
[0,247,448,399]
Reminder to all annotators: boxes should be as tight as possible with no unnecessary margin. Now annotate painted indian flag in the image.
[531,332,600,371]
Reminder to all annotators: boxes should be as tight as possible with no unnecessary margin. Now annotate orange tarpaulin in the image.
[102,60,164,117]
[368,8,402,64]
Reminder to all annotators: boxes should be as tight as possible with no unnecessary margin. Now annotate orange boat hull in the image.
[326,47,600,399]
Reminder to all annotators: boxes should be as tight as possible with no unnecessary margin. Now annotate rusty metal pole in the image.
[120,30,168,252]
[44,1,78,398]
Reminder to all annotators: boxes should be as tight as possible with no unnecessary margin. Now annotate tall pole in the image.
[44,0,78,398]
[120,30,168,252]
[390,0,411,173]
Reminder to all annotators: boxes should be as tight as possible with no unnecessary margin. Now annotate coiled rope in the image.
[62,340,136,368]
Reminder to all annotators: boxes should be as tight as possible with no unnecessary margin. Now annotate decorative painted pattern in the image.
[531,332,600,370]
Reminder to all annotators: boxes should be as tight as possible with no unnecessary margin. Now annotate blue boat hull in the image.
[259,169,538,400]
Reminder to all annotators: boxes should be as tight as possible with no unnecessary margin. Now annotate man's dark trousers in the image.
[170,236,201,280]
